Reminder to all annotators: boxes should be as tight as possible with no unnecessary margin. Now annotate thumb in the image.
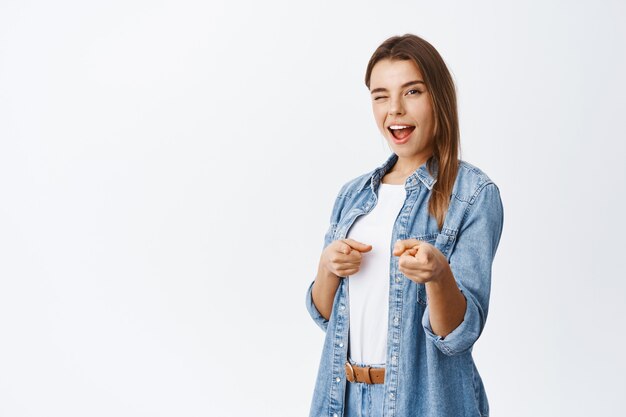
[343,238,373,253]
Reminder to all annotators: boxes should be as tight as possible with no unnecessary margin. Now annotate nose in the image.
[388,96,405,116]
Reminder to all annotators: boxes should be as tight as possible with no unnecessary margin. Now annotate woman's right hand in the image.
[320,238,373,278]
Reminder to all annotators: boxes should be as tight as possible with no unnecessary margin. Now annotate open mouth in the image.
[388,125,416,141]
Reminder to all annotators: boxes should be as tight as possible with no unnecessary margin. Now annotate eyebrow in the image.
[370,80,425,94]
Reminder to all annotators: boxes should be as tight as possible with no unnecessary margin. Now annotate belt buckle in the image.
[344,361,356,383]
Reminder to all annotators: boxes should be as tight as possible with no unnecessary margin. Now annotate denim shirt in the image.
[305,152,504,417]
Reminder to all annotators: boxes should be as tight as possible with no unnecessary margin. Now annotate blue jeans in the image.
[344,363,385,417]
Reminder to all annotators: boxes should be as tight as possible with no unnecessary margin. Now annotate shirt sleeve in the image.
[422,182,504,356]
[305,184,347,333]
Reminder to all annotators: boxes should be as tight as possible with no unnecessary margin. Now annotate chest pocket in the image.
[434,227,457,260]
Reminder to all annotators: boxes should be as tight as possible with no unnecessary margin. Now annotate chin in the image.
[386,142,412,154]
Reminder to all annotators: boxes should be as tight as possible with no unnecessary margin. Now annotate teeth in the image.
[389,125,411,130]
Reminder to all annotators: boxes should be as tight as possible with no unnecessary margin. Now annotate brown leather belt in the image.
[344,362,385,384]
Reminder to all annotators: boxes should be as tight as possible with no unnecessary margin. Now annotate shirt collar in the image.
[357,153,438,193]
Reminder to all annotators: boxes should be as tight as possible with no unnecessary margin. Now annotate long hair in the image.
[365,34,460,231]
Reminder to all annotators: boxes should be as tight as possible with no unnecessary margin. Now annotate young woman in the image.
[306,34,504,417]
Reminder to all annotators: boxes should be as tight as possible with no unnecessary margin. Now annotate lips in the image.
[388,124,416,142]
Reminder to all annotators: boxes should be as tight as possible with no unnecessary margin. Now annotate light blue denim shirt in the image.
[306,152,504,417]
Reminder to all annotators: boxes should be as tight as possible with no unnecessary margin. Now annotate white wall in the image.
[1,0,625,415]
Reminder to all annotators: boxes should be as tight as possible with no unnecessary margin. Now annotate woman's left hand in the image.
[392,239,451,284]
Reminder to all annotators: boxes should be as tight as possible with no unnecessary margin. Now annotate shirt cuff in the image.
[306,280,329,332]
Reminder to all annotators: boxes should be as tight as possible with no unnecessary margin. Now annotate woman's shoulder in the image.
[335,170,375,198]
[453,159,501,203]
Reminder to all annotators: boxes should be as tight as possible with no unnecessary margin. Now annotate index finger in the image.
[393,238,423,253]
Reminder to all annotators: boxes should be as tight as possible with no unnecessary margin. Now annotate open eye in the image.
[406,89,422,96]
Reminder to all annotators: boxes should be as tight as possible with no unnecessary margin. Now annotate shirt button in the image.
[333,413,338,417]
[336,377,341,382]
[339,343,344,348]
[393,317,399,325]
[395,276,401,283]
[390,392,395,398]
[340,305,346,311]
[391,355,397,364]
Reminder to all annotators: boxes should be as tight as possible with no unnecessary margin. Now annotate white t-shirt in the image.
[346,182,406,365]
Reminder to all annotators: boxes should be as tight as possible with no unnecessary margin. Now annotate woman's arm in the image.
[424,263,467,338]
[394,182,504,352]
[312,239,373,321]
[393,240,467,338]
[311,263,341,322]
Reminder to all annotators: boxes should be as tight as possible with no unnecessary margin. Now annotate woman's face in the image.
[369,58,436,165]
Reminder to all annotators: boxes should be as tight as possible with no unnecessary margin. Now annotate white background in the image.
[1,0,625,416]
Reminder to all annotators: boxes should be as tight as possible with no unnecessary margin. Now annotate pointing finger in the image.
[393,239,422,256]
[343,238,373,253]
